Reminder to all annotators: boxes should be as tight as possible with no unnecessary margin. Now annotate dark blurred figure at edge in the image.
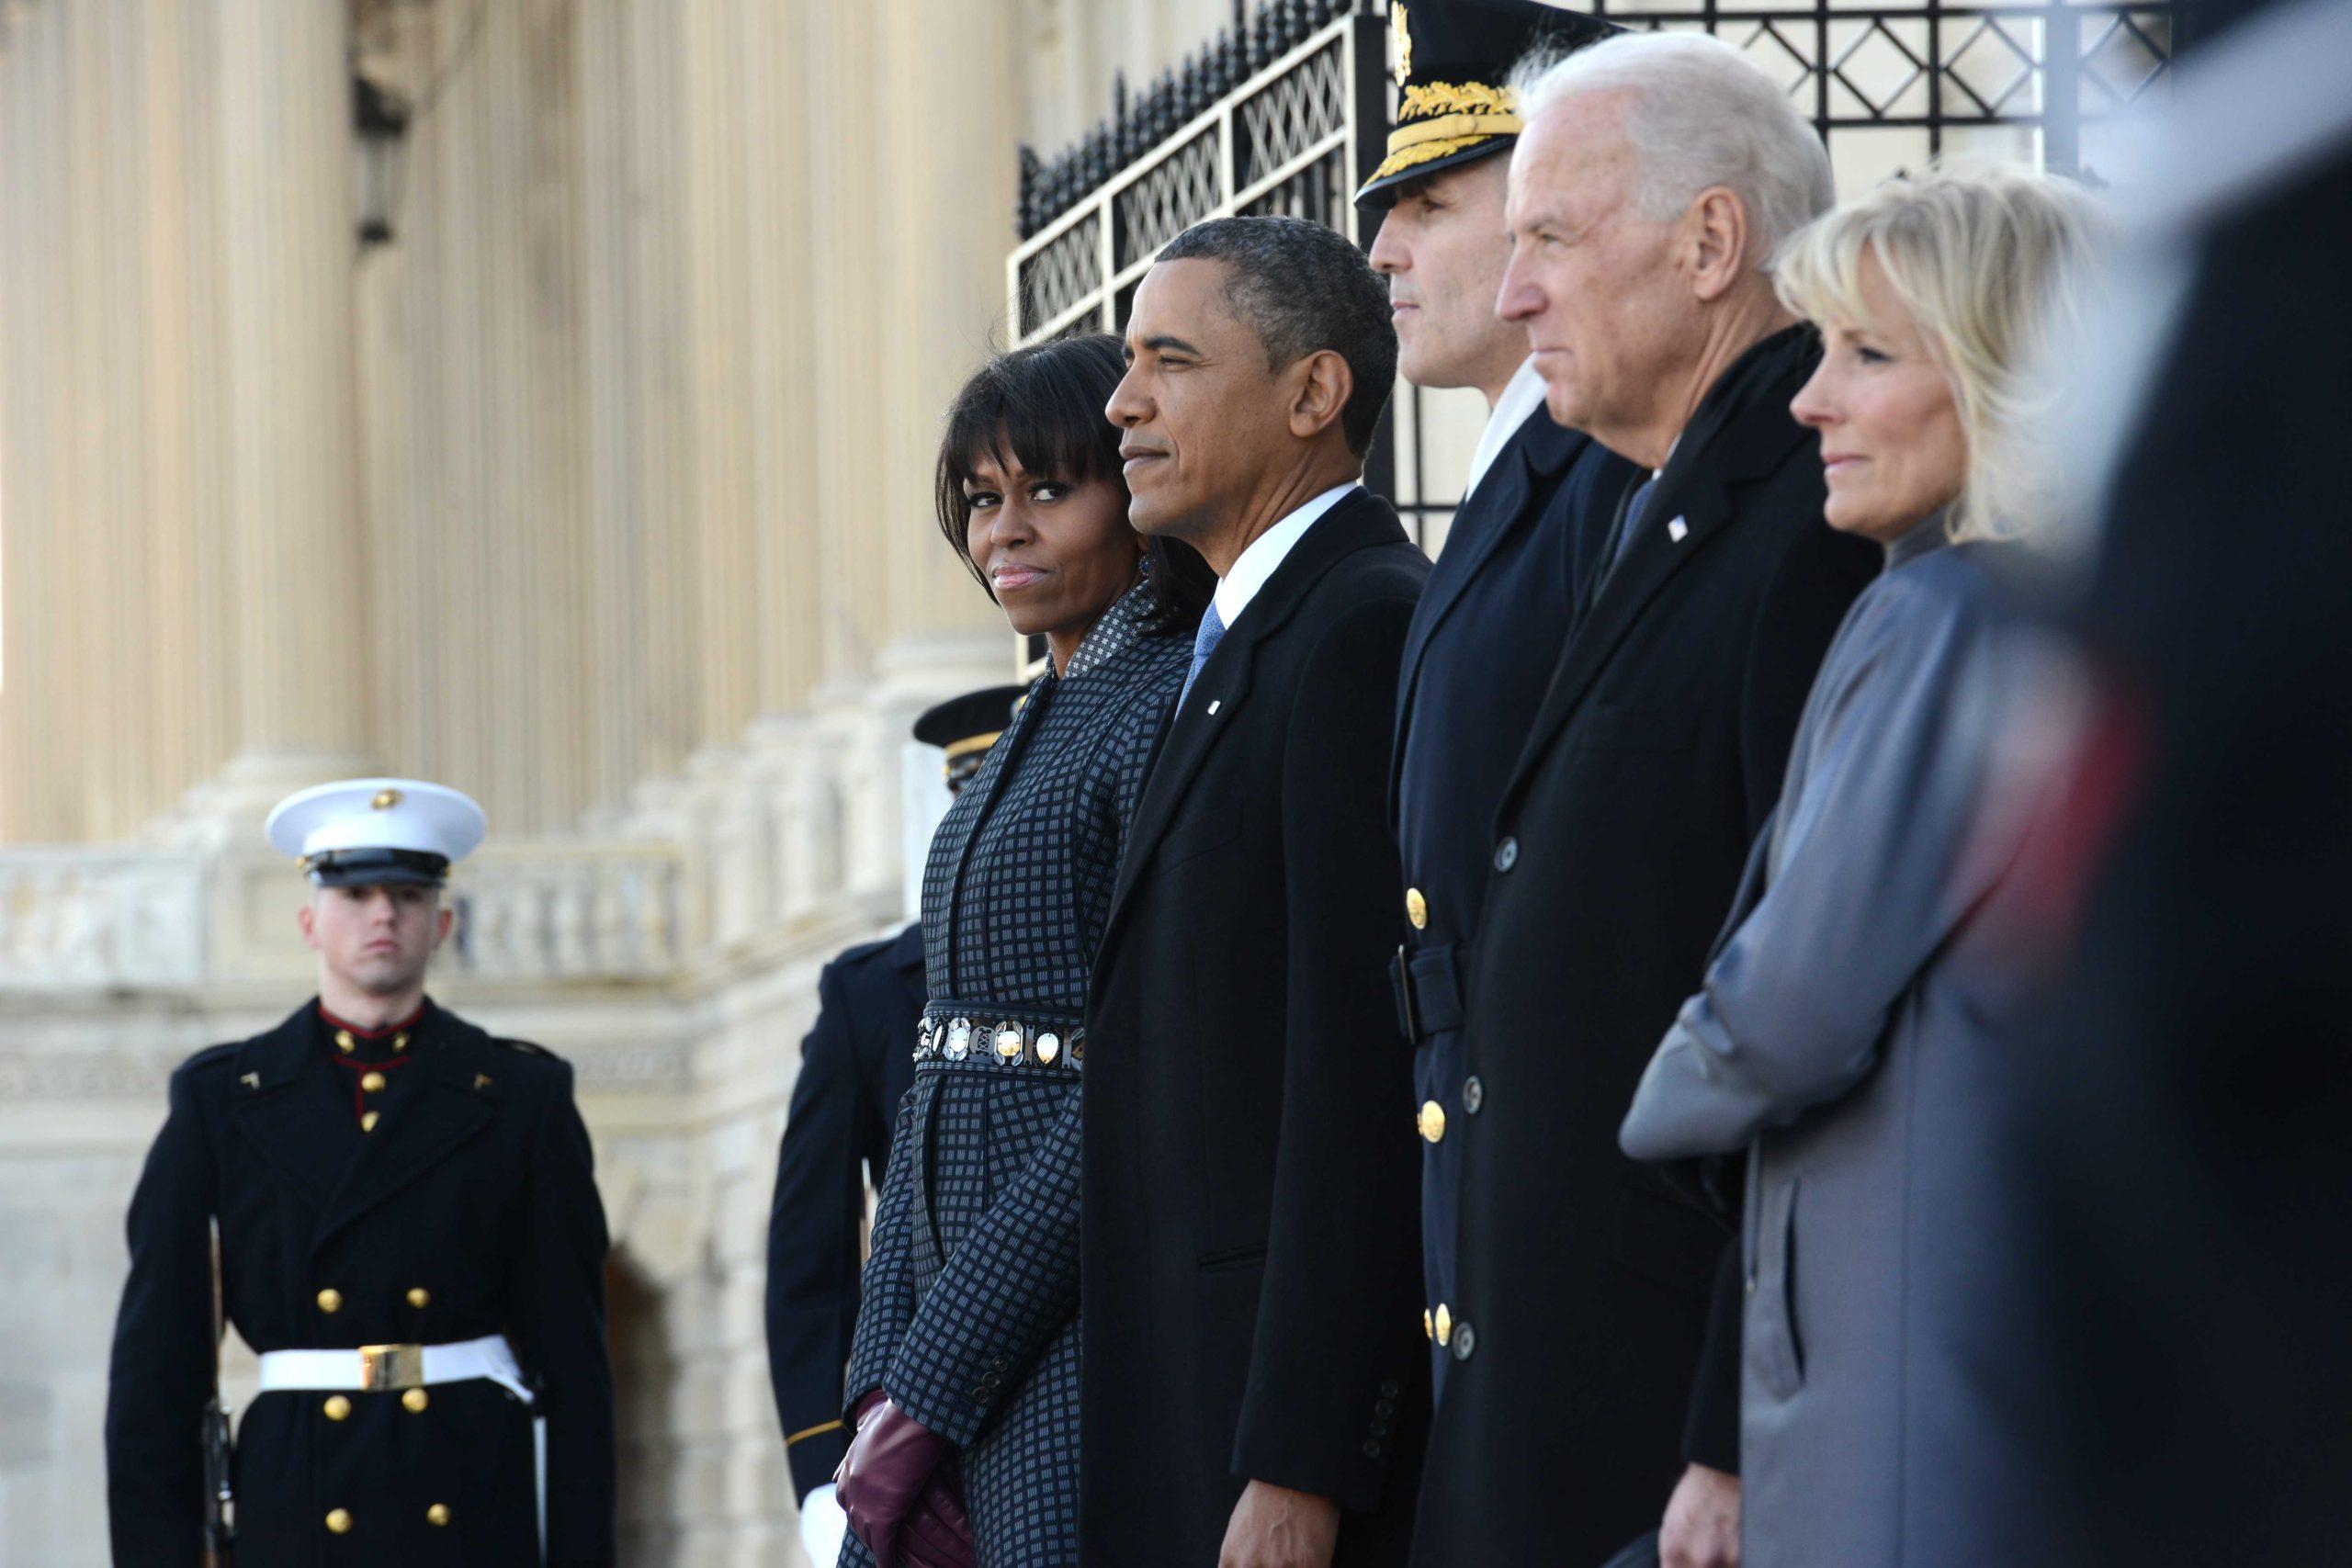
[765,685,1024,1566]
[1959,0,2352,1562]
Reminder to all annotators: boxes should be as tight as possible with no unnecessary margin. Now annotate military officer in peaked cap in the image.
[764,687,1021,1566]
[106,779,616,1566]
[1362,0,1635,1483]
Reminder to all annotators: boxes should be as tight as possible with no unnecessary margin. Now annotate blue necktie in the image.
[1179,601,1227,712]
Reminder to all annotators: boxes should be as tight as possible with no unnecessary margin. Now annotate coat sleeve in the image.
[1623,568,2024,1162]
[842,1077,924,1418]
[882,1081,1082,1447]
[504,1062,617,1568]
[106,1064,219,1566]
[765,963,875,1495]
[1230,592,1426,1514]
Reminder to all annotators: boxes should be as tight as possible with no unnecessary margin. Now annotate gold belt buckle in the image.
[358,1343,424,1391]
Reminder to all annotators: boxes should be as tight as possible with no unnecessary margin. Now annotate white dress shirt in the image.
[1212,480,1361,630]
[1460,357,1550,503]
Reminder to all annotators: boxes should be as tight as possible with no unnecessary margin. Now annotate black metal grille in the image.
[1008,0,2173,560]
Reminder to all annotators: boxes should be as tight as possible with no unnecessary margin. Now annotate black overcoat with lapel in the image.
[106,999,616,1567]
[763,922,924,1497]
[1389,403,1638,1404]
[1081,487,1433,1566]
[1410,327,1880,1563]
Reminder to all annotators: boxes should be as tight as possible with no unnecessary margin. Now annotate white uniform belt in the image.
[256,1334,529,1401]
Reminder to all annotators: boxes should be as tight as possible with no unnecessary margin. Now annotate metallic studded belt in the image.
[914,1006,1084,1069]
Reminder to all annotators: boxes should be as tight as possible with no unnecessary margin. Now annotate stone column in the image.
[202,0,371,799]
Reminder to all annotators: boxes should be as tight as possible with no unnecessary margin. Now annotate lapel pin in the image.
[240,1071,260,1090]
[1206,700,1221,716]
[1667,517,1689,543]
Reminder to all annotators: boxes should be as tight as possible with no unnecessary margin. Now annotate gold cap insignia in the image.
[1390,1,1413,87]
[371,788,403,811]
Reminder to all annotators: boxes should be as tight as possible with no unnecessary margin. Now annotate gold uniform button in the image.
[1405,887,1428,930]
[322,1394,352,1421]
[316,1288,343,1314]
[402,1388,430,1415]
[1434,1303,1453,1347]
[325,1508,353,1535]
[426,1503,451,1528]
[1422,1308,1434,1342]
[361,1111,380,1133]
[1418,1100,1446,1144]
[407,1286,431,1309]
[360,1070,387,1093]
[334,1030,356,1054]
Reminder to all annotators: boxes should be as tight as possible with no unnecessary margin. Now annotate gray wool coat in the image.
[1621,521,2050,1567]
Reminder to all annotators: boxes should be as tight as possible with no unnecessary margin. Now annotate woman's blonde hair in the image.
[1773,162,2098,543]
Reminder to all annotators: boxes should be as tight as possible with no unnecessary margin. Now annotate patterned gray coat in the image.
[842,581,1188,1567]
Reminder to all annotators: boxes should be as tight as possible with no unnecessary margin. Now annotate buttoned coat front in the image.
[1414,327,1880,1563]
[843,581,1190,1567]
[1081,489,1432,1567]
[105,1000,616,1567]
[1390,400,1637,1404]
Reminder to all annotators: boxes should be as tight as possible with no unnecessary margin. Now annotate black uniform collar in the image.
[317,998,432,1064]
[232,999,509,1252]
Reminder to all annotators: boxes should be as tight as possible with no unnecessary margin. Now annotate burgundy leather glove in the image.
[893,1468,973,1568]
[836,1391,964,1568]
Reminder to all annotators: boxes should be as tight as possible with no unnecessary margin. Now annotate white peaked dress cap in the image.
[265,778,488,886]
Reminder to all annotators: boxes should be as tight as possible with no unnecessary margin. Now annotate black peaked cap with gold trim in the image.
[1358,0,1623,209]
[913,685,1027,790]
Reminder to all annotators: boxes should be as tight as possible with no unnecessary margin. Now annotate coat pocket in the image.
[1751,1175,1805,1401]
[1159,798,1244,869]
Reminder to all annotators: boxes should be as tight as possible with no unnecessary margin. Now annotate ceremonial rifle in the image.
[201,1215,234,1567]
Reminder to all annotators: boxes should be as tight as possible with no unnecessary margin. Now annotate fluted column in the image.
[875,0,1035,659]
[209,0,369,784]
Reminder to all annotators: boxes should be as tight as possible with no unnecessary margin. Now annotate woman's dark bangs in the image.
[992,347,1124,491]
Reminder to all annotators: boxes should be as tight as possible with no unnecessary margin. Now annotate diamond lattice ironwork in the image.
[1239,148,1350,228]
[1117,133,1224,269]
[1238,40,1347,186]
[1736,20,1817,101]
[2079,9,2172,112]
[1943,17,2041,118]
[1018,216,1104,337]
[1830,18,1929,119]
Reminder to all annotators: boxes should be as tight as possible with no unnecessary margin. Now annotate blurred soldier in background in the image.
[765,687,1022,1565]
[106,779,615,1566]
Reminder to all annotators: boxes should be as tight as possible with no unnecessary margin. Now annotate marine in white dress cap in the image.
[265,777,487,887]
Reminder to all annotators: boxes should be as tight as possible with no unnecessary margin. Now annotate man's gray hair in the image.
[1510,32,1833,267]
